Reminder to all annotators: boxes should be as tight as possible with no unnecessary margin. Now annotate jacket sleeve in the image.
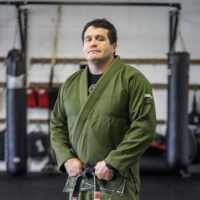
[50,83,75,173]
[105,71,156,175]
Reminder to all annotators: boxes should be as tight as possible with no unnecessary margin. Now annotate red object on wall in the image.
[37,87,49,108]
[27,87,37,108]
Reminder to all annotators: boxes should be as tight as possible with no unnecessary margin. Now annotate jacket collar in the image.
[80,56,123,108]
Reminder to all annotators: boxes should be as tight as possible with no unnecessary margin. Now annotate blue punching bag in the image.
[167,52,189,171]
[6,49,27,175]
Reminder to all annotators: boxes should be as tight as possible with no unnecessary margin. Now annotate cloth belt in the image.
[71,167,100,200]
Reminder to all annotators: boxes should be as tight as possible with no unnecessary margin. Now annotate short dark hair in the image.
[82,19,117,44]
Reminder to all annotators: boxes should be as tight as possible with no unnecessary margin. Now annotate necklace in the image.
[88,84,96,93]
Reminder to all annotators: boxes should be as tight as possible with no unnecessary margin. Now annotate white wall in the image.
[0,0,200,170]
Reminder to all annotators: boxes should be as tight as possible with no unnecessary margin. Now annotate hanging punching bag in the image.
[167,52,190,171]
[6,49,27,175]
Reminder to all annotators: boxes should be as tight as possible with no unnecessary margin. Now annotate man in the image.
[50,19,156,200]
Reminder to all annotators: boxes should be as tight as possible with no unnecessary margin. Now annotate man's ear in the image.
[112,43,117,53]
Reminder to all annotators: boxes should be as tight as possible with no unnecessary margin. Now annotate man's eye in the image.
[85,38,91,42]
[98,38,103,41]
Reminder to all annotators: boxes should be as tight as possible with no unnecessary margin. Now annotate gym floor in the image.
[0,166,200,200]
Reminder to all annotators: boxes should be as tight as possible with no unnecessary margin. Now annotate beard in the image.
[89,57,99,61]
[86,55,101,62]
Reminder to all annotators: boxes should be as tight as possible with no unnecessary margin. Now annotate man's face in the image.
[83,26,117,62]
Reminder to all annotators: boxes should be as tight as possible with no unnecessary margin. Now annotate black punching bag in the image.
[167,52,189,171]
[6,49,27,175]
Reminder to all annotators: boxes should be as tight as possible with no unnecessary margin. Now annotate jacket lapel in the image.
[80,66,88,108]
[73,56,123,155]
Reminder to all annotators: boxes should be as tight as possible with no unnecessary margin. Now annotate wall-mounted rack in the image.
[0,118,5,123]
[0,118,166,125]
[29,58,168,65]
[30,58,200,65]
[28,119,167,125]
[29,82,62,88]
[1,81,200,90]
[0,82,6,87]
[29,83,200,90]
[1,82,200,90]
[0,119,49,124]
[29,119,49,124]
[29,83,169,89]
[1,57,200,65]
[0,57,5,63]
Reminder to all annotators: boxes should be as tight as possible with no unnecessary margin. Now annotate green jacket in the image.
[50,56,156,195]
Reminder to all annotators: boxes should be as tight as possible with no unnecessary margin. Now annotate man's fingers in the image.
[97,171,114,180]
[64,158,83,177]
[68,167,82,177]
[95,165,114,181]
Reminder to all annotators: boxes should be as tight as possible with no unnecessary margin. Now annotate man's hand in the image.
[95,160,114,181]
[64,158,83,177]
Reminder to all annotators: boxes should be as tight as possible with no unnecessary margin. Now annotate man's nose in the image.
[90,38,97,47]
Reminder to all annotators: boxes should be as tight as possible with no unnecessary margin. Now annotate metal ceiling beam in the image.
[0,1,181,10]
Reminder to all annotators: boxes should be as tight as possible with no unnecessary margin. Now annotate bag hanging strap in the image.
[43,7,61,171]
[71,168,101,200]
[49,6,61,89]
